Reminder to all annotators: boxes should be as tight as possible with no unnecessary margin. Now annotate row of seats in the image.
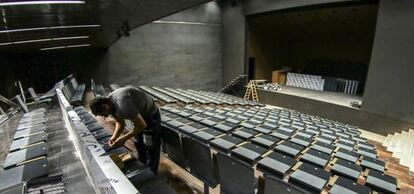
[164,88,211,104]
[160,104,397,194]
[91,79,107,98]
[193,90,262,106]
[59,74,86,105]
[0,108,49,192]
[139,85,263,106]
[139,86,178,103]
[153,87,195,104]
[70,105,177,194]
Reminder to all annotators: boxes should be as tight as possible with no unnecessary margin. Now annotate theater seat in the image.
[182,137,218,188]
[216,152,255,194]
[264,175,312,194]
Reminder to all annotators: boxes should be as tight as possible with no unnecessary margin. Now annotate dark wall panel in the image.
[243,0,356,15]
[246,4,378,95]
[362,0,414,123]
[221,0,360,86]
[0,49,103,98]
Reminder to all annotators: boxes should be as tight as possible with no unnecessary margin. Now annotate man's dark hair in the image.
[89,97,112,116]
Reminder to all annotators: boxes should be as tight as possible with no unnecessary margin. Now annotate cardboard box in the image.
[272,70,287,85]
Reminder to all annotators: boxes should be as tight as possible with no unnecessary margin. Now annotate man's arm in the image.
[109,116,125,145]
[111,114,147,147]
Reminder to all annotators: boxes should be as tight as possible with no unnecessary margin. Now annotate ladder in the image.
[244,80,259,102]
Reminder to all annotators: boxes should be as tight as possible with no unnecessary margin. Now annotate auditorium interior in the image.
[1,0,414,194]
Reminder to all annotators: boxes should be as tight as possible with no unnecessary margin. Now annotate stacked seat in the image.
[0,108,49,191]
[60,74,86,105]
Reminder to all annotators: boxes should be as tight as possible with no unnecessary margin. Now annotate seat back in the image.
[161,126,186,167]
[264,175,311,194]
[182,136,218,187]
[216,152,255,194]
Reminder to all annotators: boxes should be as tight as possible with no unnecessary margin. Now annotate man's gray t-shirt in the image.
[109,86,156,120]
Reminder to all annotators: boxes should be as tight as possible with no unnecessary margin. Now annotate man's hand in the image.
[108,137,126,147]
[109,136,117,146]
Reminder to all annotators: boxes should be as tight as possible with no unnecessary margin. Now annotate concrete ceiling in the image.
[0,0,211,52]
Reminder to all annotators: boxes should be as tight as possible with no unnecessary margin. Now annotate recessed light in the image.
[0,1,85,6]
[40,44,91,50]
[0,36,89,46]
[52,36,89,40]
[66,44,90,48]
[153,20,219,26]
[40,46,66,51]
[0,25,100,33]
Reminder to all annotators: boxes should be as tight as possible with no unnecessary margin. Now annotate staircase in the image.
[219,75,247,93]
[383,129,414,173]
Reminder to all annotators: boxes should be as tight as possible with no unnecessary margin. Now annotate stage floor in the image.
[274,85,363,109]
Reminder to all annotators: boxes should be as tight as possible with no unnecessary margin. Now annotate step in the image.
[383,134,393,147]
[409,130,414,173]
[387,132,401,152]
[400,129,414,167]
[393,131,407,158]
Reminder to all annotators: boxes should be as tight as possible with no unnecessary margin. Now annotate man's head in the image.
[89,97,113,117]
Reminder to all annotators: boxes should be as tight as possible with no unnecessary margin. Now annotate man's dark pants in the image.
[135,109,161,174]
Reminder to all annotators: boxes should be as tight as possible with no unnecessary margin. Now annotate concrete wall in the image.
[97,2,222,91]
[362,0,414,123]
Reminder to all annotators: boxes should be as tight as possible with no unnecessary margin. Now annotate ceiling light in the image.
[49,25,100,29]
[0,36,89,46]
[153,20,219,26]
[0,42,12,46]
[40,44,91,51]
[66,44,90,48]
[52,36,89,40]
[0,1,85,6]
[13,38,51,44]
[40,46,66,51]
[0,25,100,33]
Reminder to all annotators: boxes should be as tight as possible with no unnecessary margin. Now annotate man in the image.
[89,86,161,174]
